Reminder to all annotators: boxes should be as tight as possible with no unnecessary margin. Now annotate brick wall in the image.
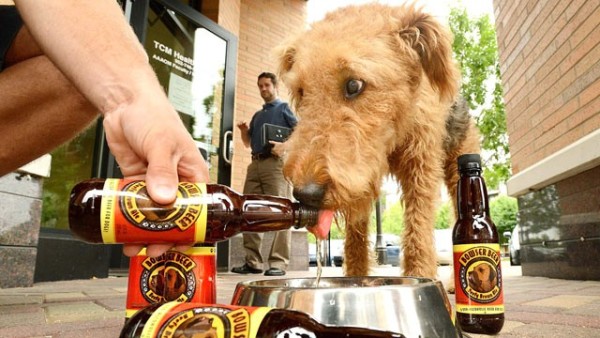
[216,0,241,37]
[493,0,600,174]
[231,0,307,192]
[203,1,310,271]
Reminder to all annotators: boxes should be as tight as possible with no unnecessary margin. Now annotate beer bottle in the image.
[125,245,216,318]
[120,302,405,338]
[452,154,505,334]
[68,179,318,244]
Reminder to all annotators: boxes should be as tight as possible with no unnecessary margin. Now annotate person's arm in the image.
[14,0,207,257]
[237,121,251,148]
[14,0,208,201]
[269,140,287,157]
[14,0,151,113]
[282,103,298,129]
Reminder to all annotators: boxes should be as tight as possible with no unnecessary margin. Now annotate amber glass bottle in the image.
[120,302,405,338]
[452,154,504,334]
[125,245,216,319]
[69,179,318,244]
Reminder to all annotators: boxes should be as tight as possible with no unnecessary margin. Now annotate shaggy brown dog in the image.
[276,3,480,278]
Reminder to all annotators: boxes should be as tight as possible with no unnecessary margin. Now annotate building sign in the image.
[150,39,194,116]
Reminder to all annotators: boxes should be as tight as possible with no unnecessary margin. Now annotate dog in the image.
[174,316,218,338]
[468,262,497,293]
[135,187,179,222]
[149,266,187,301]
[275,3,480,279]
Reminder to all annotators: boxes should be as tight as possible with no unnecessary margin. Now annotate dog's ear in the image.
[488,265,497,282]
[396,6,459,102]
[273,41,300,107]
[274,42,297,78]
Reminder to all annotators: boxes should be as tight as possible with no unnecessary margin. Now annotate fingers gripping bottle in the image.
[120,302,406,338]
[68,179,318,244]
[452,154,505,334]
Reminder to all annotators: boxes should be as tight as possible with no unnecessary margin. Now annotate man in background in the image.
[232,72,297,276]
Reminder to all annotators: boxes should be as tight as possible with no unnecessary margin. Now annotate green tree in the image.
[381,201,405,235]
[377,200,453,234]
[435,201,453,229]
[490,195,518,244]
[329,217,345,240]
[449,6,510,189]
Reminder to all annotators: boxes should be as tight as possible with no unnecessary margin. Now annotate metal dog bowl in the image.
[231,276,461,338]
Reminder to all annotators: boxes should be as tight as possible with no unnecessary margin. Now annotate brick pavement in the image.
[1,264,599,337]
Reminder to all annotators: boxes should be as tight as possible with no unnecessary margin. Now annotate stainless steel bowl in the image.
[231,276,461,338]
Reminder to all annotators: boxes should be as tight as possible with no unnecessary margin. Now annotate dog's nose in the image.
[293,183,325,209]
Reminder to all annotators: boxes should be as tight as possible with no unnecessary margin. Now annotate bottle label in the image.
[125,247,216,318]
[100,179,208,243]
[140,302,272,338]
[453,243,504,315]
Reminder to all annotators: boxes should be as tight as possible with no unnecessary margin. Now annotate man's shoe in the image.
[231,264,262,274]
[264,267,286,276]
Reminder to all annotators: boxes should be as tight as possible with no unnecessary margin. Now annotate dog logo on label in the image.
[140,251,197,303]
[168,314,219,338]
[159,307,239,338]
[120,181,203,231]
[457,246,502,303]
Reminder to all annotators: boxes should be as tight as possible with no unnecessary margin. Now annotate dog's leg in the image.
[342,201,374,276]
[392,145,444,279]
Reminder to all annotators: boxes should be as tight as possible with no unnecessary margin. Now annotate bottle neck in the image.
[457,169,490,219]
[297,204,319,229]
[238,197,318,230]
[239,197,295,227]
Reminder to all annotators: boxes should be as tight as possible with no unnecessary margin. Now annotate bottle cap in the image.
[457,153,481,171]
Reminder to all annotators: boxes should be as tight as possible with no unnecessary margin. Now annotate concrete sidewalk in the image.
[1,264,599,338]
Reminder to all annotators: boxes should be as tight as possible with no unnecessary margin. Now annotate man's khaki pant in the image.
[242,157,293,270]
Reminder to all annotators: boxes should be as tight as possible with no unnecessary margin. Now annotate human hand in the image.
[103,91,208,257]
[237,121,248,131]
[269,140,287,157]
[122,243,194,257]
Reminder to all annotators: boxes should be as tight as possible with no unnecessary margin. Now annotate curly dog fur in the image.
[275,3,480,279]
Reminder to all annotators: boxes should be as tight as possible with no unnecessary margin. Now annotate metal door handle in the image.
[223,130,233,164]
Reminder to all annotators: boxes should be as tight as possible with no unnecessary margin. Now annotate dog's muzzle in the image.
[293,183,325,209]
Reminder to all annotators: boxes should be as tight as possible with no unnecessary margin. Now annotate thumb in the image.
[145,152,179,205]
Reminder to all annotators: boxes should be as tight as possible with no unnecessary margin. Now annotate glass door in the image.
[115,0,237,185]
[144,1,232,182]
[35,0,237,282]
[116,0,238,269]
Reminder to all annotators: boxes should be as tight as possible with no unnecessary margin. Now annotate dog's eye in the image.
[344,79,365,99]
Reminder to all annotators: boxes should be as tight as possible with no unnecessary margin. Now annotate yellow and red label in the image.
[453,243,504,315]
[140,302,272,338]
[100,179,209,244]
[126,246,217,318]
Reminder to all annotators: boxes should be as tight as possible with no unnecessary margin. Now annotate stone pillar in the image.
[0,155,51,288]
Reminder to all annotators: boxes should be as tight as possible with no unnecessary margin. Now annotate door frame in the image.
[108,0,238,270]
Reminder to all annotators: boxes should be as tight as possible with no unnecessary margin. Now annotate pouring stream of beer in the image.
[315,238,322,287]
